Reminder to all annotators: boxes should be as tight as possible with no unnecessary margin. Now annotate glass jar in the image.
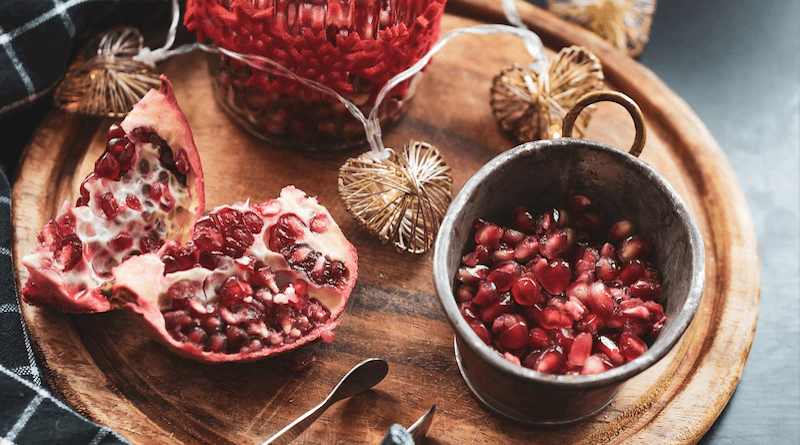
[185,0,448,150]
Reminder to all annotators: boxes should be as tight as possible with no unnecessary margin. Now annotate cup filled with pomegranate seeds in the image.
[433,91,705,425]
[184,0,447,150]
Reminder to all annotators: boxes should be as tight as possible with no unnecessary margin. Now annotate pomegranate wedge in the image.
[110,187,358,363]
[22,76,204,313]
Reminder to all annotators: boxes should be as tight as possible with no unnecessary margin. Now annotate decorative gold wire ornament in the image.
[54,27,160,118]
[546,0,657,57]
[490,45,604,142]
[339,141,452,255]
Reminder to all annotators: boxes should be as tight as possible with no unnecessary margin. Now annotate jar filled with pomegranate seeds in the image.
[184,0,447,150]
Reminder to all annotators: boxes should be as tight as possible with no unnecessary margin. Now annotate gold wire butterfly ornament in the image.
[547,0,657,57]
[55,27,161,117]
[490,45,604,142]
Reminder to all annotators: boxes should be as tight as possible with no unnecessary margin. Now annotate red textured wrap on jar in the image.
[185,0,447,150]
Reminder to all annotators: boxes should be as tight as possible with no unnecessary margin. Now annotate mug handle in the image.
[562,90,647,158]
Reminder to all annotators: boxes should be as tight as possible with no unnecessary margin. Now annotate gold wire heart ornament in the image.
[54,27,160,117]
[339,141,452,255]
[490,45,604,142]
[546,0,657,57]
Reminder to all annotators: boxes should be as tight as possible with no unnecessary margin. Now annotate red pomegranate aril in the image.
[566,194,592,212]
[609,220,635,243]
[596,335,625,366]
[630,277,662,301]
[618,235,652,262]
[460,301,480,322]
[534,257,571,295]
[541,228,571,260]
[619,333,648,361]
[533,346,566,374]
[514,236,539,263]
[491,313,529,350]
[487,261,521,292]
[595,256,620,281]
[490,248,516,263]
[587,282,615,321]
[568,332,593,367]
[573,210,603,233]
[619,259,646,285]
[472,280,499,306]
[173,148,191,175]
[55,234,82,271]
[528,326,550,349]
[107,122,126,140]
[109,231,135,252]
[501,228,525,245]
[479,292,515,324]
[470,319,492,346]
[125,195,143,211]
[581,354,612,375]
[95,152,121,179]
[474,222,503,249]
[539,306,573,330]
[511,274,542,306]
[509,206,534,232]
[462,244,490,267]
[549,327,576,350]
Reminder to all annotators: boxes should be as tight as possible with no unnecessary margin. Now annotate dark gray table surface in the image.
[547,0,800,443]
[1,0,797,443]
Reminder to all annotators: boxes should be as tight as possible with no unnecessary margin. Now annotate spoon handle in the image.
[261,399,331,445]
[261,358,389,445]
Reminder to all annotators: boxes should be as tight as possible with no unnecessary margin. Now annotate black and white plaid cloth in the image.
[0,1,415,443]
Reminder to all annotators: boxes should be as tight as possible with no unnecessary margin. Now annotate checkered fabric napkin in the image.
[0,167,131,444]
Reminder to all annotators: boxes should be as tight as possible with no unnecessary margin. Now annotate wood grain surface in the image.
[11,1,760,444]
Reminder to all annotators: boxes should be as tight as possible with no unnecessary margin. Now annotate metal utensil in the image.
[262,358,389,445]
[407,404,436,443]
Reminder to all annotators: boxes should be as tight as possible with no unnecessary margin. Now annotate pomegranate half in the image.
[110,187,358,363]
[22,76,205,313]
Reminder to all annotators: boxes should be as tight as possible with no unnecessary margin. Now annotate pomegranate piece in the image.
[21,76,204,313]
[454,195,667,375]
[110,187,358,363]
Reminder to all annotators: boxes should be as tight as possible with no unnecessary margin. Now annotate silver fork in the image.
[407,404,436,444]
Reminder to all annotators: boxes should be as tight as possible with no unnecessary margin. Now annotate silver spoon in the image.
[262,358,389,445]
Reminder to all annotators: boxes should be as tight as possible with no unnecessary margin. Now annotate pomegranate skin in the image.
[110,187,358,363]
[21,76,205,313]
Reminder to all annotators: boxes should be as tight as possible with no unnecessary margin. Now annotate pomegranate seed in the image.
[206,333,227,353]
[308,214,329,233]
[596,335,625,366]
[533,257,571,295]
[587,282,615,321]
[618,235,652,262]
[479,292,515,324]
[511,274,542,306]
[595,256,619,281]
[100,192,123,219]
[139,235,163,253]
[462,244,490,267]
[528,326,550,350]
[575,313,604,335]
[539,306,573,330]
[94,152,121,179]
[513,236,539,263]
[107,122,125,140]
[173,148,190,175]
[501,228,524,245]
[54,234,82,271]
[474,222,503,249]
[549,327,576,350]
[581,354,612,375]
[609,220,635,243]
[573,210,603,233]
[491,313,529,350]
[109,231,134,252]
[619,259,646,285]
[630,278,662,301]
[125,195,143,212]
[486,261,521,292]
[460,302,480,322]
[490,248,515,263]
[509,207,534,232]
[534,346,566,374]
[541,228,571,259]
[566,195,591,212]
[472,280,499,306]
[568,332,593,367]
[457,265,489,286]
[469,319,492,346]
[150,181,175,211]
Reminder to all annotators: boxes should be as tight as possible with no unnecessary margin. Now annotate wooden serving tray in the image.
[12,1,760,444]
